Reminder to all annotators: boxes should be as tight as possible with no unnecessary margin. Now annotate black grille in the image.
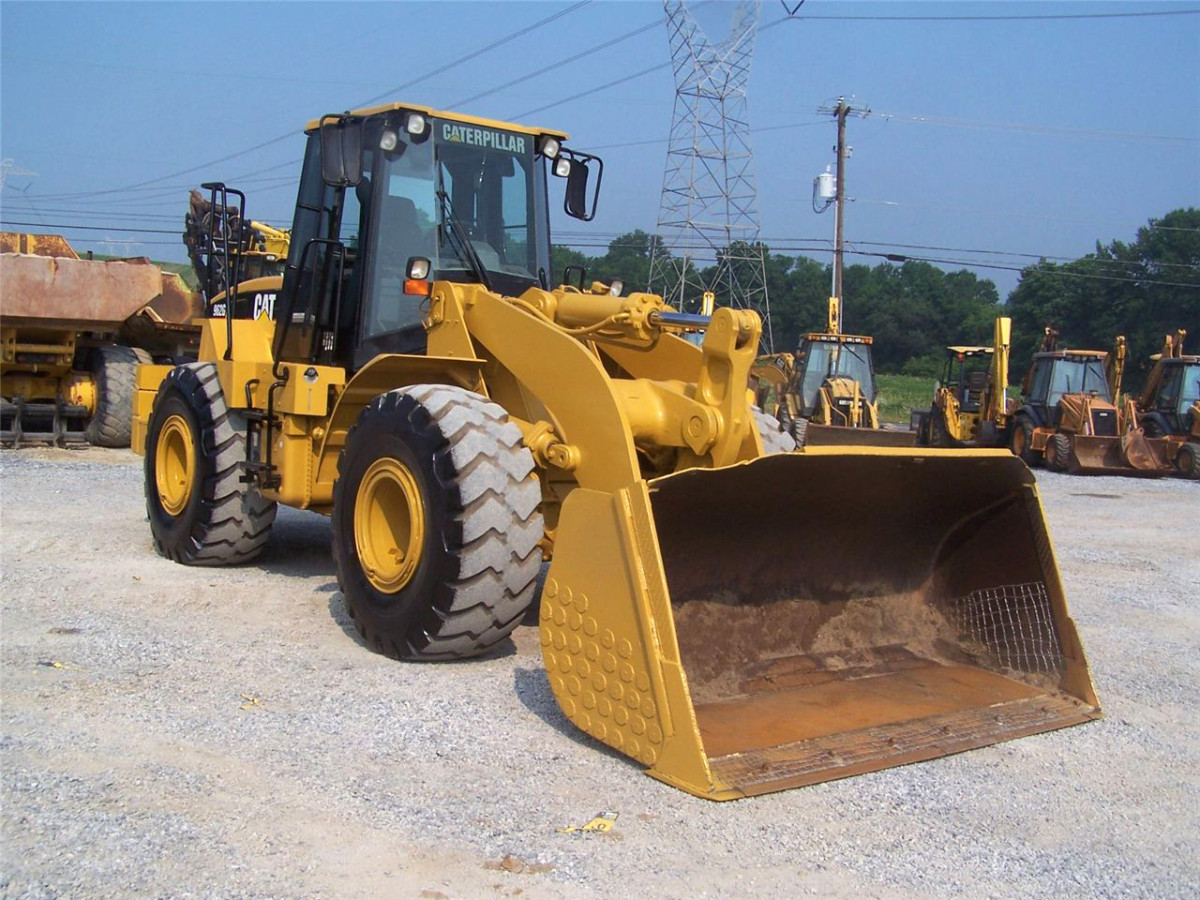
[1092,409,1118,437]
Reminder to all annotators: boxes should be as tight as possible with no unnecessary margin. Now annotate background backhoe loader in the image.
[751,295,915,448]
[1010,327,1171,476]
[914,316,1012,448]
[133,101,1099,800]
[1,232,201,447]
[1133,329,1200,478]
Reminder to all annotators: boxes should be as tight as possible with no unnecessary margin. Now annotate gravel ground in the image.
[1,448,1197,899]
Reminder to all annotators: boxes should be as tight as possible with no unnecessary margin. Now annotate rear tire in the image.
[790,416,808,447]
[929,408,951,447]
[332,385,544,660]
[144,363,277,565]
[1176,443,1200,479]
[753,407,797,454]
[1011,415,1037,466]
[84,345,150,447]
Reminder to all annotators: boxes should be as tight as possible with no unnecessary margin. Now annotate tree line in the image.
[552,208,1199,387]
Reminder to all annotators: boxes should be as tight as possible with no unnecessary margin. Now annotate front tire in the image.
[332,385,544,660]
[1176,443,1199,479]
[1011,415,1038,466]
[144,363,277,564]
[1046,432,1071,472]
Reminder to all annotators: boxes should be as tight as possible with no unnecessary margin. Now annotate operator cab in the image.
[1024,350,1115,433]
[1027,352,1112,405]
[941,346,993,414]
[1150,358,1200,431]
[273,103,600,374]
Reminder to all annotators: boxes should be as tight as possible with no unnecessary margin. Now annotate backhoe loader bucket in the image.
[541,448,1100,800]
[803,422,918,448]
[1068,433,1172,476]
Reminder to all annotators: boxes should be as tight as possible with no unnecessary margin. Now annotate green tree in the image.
[1006,208,1200,383]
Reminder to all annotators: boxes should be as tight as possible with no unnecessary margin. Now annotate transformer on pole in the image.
[648,0,773,350]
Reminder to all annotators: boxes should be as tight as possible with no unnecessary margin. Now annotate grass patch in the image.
[876,374,935,425]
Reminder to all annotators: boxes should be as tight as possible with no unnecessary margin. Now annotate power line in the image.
[452,16,663,110]
[552,238,1199,289]
[781,8,1200,21]
[873,110,1197,145]
[856,197,1200,234]
[0,220,179,235]
[22,2,595,204]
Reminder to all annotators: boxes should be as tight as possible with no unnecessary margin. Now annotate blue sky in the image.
[1,0,1197,299]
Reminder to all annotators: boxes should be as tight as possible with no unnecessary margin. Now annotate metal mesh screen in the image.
[947,582,1064,675]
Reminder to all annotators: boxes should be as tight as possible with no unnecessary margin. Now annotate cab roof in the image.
[800,332,873,345]
[305,101,568,140]
[1033,349,1107,361]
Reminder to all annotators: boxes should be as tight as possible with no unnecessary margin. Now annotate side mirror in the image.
[319,115,363,187]
[553,148,603,222]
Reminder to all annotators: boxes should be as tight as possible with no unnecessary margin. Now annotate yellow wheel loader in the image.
[133,101,1099,800]
[1133,330,1200,478]
[1011,328,1172,476]
[915,316,1013,448]
[752,296,915,448]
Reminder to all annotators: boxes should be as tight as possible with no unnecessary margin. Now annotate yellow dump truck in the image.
[133,101,1099,800]
[1,233,201,447]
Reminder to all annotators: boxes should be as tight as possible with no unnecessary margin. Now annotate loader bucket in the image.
[541,448,1100,800]
[1068,433,1172,476]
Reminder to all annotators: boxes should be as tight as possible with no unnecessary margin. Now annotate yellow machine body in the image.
[134,101,1100,799]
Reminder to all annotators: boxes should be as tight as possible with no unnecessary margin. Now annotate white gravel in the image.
[2,448,1197,899]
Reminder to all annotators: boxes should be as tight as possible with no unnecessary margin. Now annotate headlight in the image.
[405,113,428,136]
[538,135,561,159]
[380,129,399,151]
[553,157,572,178]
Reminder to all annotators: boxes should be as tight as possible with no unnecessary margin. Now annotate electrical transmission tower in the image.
[649,0,773,350]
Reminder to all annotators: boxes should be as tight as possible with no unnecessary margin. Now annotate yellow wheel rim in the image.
[156,414,195,517]
[354,458,425,594]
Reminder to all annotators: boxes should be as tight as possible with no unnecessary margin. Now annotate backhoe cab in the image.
[134,101,1099,800]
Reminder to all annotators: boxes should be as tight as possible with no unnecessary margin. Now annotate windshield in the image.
[1048,358,1110,404]
[798,340,877,409]
[1163,363,1200,416]
[1182,365,1200,413]
[358,115,552,340]
[433,119,549,295]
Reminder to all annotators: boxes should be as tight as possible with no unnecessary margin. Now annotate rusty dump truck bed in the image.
[1,252,170,331]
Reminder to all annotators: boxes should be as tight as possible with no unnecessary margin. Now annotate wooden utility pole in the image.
[817,97,870,314]
[833,98,850,304]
